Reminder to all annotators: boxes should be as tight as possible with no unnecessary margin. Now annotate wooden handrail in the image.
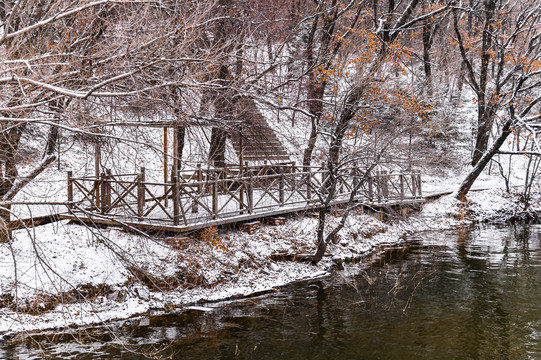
[67,167,424,225]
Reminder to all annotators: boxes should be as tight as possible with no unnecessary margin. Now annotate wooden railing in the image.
[67,164,422,227]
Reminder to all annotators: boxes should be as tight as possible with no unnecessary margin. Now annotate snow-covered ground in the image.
[0,211,388,337]
[2,178,540,339]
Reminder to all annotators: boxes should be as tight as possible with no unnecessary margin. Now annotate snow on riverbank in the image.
[1,184,539,339]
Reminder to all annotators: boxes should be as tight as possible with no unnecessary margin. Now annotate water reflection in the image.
[4,224,541,359]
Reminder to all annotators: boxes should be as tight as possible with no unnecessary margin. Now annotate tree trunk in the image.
[302,1,337,169]
[301,12,322,170]
[208,1,235,167]
[209,127,227,168]
[472,106,496,166]
[471,0,496,166]
[208,65,230,168]
[422,8,433,96]
[0,124,26,199]
[457,117,513,201]
[312,89,367,264]
[303,117,319,170]
[44,124,59,158]
[312,207,328,263]
[172,123,186,175]
[311,48,388,264]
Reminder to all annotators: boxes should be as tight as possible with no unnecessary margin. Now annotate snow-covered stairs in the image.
[229,97,290,163]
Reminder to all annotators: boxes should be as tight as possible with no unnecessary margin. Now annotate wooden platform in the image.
[58,196,426,234]
[5,167,428,235]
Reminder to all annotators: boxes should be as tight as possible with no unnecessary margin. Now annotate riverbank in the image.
[1,184,540,340]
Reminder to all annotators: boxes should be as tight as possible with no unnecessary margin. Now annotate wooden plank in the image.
[267,217,286,225]
[240,221,260,234]
[164,236,191,250]
[67,171,73,210]
[7,214,64,231]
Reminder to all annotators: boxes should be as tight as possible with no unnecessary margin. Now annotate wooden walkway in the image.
[54,164,424,233]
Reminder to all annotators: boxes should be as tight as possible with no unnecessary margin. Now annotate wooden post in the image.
[192,163,201,214]
[137,167,145,219]
[100,172,107,214]
[164,127,168,207]
[368,173,373,201]
[172,123,179,180]
[140,167,146,182]
[400,174,405,200]
[239,123,244,174]
[170,123,186,177]
[387,171,391,199]
[239,161,245,214]
[416,171,422,197]
[376,171,382,203]
[279,169,285,205]
[95,177,101,211]
[411,172,417,199]
[248,170,254,214]
[353,162,359,190]
[106,169,112,209]
[172,175,180,225]
[291,161,296,187]
[94,132,101,211]
[220,164,227,192]
[94,135,100,179]
[383,171,389,200]
[307,167,312,201]
[67,171,73,210]
[212,173,218,219]
[197,163,203,191]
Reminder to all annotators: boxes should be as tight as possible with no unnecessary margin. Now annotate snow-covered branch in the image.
[1,1,150,44]
[2,155,56,202]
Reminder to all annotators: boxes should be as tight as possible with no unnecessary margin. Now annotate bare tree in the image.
[0,0,223,229]
[453,1,541,199]
[311,0,450,263]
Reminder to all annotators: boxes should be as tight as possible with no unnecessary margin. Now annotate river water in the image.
[3,224,541,359]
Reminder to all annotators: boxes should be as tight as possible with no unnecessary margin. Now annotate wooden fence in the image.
[67,164,422,227]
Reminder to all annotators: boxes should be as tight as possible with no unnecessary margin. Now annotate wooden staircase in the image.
[229,96,290,163]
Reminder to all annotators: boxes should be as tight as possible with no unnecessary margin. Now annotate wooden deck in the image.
[54,164,424,233]
[59,195,425,233]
